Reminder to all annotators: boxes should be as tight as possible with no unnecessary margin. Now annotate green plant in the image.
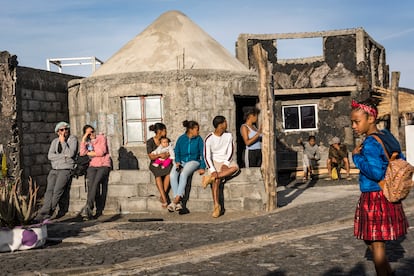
[0,176,40,228]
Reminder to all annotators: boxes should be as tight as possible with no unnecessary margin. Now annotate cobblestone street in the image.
[2,178,414,276]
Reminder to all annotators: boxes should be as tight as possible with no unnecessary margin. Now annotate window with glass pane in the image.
[125,98,142,120]
[283,107,299,129]
[300,105,316,128]
[283,104,317,131]
[123,96,163,144]
[145,97,162,119]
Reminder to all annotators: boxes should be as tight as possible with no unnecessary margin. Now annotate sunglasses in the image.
[59,127,69,132]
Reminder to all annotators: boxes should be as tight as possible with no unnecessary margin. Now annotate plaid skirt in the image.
[354,191,408,241]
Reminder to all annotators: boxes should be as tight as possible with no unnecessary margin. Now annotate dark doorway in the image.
[234,95,259,168]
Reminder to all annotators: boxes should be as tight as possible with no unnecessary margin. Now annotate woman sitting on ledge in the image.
[168,120,206,213]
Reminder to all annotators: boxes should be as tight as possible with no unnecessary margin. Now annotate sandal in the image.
[175,203,183,211]
[167,203,176,212]
[161,202,168,208]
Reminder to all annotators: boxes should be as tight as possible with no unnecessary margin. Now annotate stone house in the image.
[67,10,265,213]
[68,10,259,168]
[236,28,389,173]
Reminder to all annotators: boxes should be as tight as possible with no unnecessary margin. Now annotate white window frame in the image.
[282,103,318,132]
[122,95,163,144]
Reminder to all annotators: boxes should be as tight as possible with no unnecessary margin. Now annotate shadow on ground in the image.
[45,213,128,247]
[276,172,356,207]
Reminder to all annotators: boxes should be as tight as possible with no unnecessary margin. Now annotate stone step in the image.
[68,168,266,214]
[70,181,162,200]
[70,180,263,204]
[71,170,153,187]
[68,195,264,215]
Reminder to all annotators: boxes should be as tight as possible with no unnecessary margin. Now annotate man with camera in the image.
[36,122,78,220]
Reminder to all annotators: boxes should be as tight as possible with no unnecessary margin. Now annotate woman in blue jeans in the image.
[168,120,206,212]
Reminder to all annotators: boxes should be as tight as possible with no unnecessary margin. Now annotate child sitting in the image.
[327,136,351,180]
[299,135,320,181]
[151,137,174,169]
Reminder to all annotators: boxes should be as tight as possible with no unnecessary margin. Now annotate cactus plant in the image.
[0,176,40,228]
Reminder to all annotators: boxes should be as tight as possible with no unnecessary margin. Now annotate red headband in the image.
[351,100,378,118]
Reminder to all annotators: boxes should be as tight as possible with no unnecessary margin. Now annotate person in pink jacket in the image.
[79,125,111,219]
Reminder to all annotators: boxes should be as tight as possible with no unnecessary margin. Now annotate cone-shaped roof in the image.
[92,10,248,76]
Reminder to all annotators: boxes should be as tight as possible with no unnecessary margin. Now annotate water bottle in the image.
[87,144,93,151]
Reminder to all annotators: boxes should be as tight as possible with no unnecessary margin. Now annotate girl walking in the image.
[351,99,408,276]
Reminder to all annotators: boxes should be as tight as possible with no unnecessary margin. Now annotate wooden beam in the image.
[274,86,357,96]
[252,43,277,211]
[390,72,400,140]
[240,28,364,40]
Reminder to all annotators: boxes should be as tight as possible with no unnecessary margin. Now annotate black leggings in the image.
[243,149,262,168]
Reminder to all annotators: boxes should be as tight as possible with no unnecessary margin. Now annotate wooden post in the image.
[252,43,277,211]
[390,71,400,140]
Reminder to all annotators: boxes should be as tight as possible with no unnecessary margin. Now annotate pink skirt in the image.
[354,191,408,241]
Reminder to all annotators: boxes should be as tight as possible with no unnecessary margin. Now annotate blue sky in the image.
[1,0,413,88]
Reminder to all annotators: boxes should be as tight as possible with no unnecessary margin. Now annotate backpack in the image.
[72,154,90,178]
[372,135,414,202]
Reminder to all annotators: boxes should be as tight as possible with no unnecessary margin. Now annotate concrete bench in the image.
[69,168,266,215]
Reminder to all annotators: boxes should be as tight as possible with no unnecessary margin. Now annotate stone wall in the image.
[67,69,268,213]
[0,51,80,191]
[0,52,19,179]
[16,66,80,190]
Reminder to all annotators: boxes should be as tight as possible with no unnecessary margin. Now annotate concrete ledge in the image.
[68,168,266,214]
[106,184,139,197]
